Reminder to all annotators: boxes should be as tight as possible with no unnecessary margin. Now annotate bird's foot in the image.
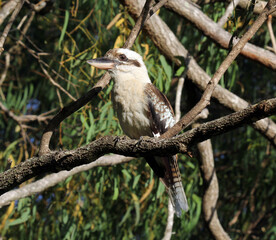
[134,136,152,148]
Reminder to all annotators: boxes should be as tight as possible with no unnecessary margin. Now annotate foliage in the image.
[0,1,275,239]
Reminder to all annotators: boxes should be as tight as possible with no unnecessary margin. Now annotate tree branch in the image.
[0,0,25,55]
[1,98,275,196]
[0,0,20,25]
[237,0,276,17]
[122,0,276,147]
[267,15,276,53]
[165,0,276,71]
[161,0,275,139]
[217,0,241,27]
[0,154,133,208]
[162,200,174,240]
[198,139,231,240]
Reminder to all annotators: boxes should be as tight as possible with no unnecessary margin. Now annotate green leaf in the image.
[7,208,31,226]
[175,66,185,77]
[132,194,140,226]
[156,180,165,198]
[119,206,133,227]
[58,9,70,49]
[112,178,119,200]
[122,169,131,183]
[132,174,140,189]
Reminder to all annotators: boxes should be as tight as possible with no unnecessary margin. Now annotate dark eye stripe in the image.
[129,60,141,67]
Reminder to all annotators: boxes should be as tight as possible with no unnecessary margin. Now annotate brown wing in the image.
[143,83,175,178]
[144,83,189,216]
[144,83,175,136]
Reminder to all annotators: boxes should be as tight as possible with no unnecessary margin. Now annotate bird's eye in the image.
[119,54,128,61]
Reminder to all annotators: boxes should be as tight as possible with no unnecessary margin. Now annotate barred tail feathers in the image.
[144,155,188,217]
[161,155,189,217]
[167,177,189,217]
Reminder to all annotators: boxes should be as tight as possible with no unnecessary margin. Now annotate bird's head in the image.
[87,48,150,84]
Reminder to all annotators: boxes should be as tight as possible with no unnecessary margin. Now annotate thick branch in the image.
[165,0,276,70]
[1,98,276,195]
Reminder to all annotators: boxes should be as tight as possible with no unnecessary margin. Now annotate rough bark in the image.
[1,98,276,195]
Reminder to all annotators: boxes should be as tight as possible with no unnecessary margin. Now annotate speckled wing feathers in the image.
[144,83,189,216]
[144,83,175,136]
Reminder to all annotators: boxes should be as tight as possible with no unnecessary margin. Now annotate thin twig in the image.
[175,77,185,122]
[162,63,186,240]
[0,0,25,55]
[0,52,10,100]
[123,0,153,48]
[39,61,77,101]
[162,200,174,240]
[0,101,54,123]
[267,15,276,53]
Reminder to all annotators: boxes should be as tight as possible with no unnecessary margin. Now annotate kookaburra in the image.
[87,48,188,217]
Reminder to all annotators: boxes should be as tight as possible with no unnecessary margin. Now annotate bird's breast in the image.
[112,81,151,139]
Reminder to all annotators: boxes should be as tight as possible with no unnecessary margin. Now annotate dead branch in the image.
[1,97,275,196]
[162,200,174,240]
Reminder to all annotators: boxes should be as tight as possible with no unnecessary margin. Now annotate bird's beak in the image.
[87,57,117,70]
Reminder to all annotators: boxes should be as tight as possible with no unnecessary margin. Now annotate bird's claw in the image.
[134,136,151,148]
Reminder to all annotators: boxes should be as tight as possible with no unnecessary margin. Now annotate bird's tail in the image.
[160,155,189,217]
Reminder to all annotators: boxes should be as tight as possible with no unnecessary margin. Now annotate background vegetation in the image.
[0,0,275,239]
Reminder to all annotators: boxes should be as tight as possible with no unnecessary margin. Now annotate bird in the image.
[87,48,188,217]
